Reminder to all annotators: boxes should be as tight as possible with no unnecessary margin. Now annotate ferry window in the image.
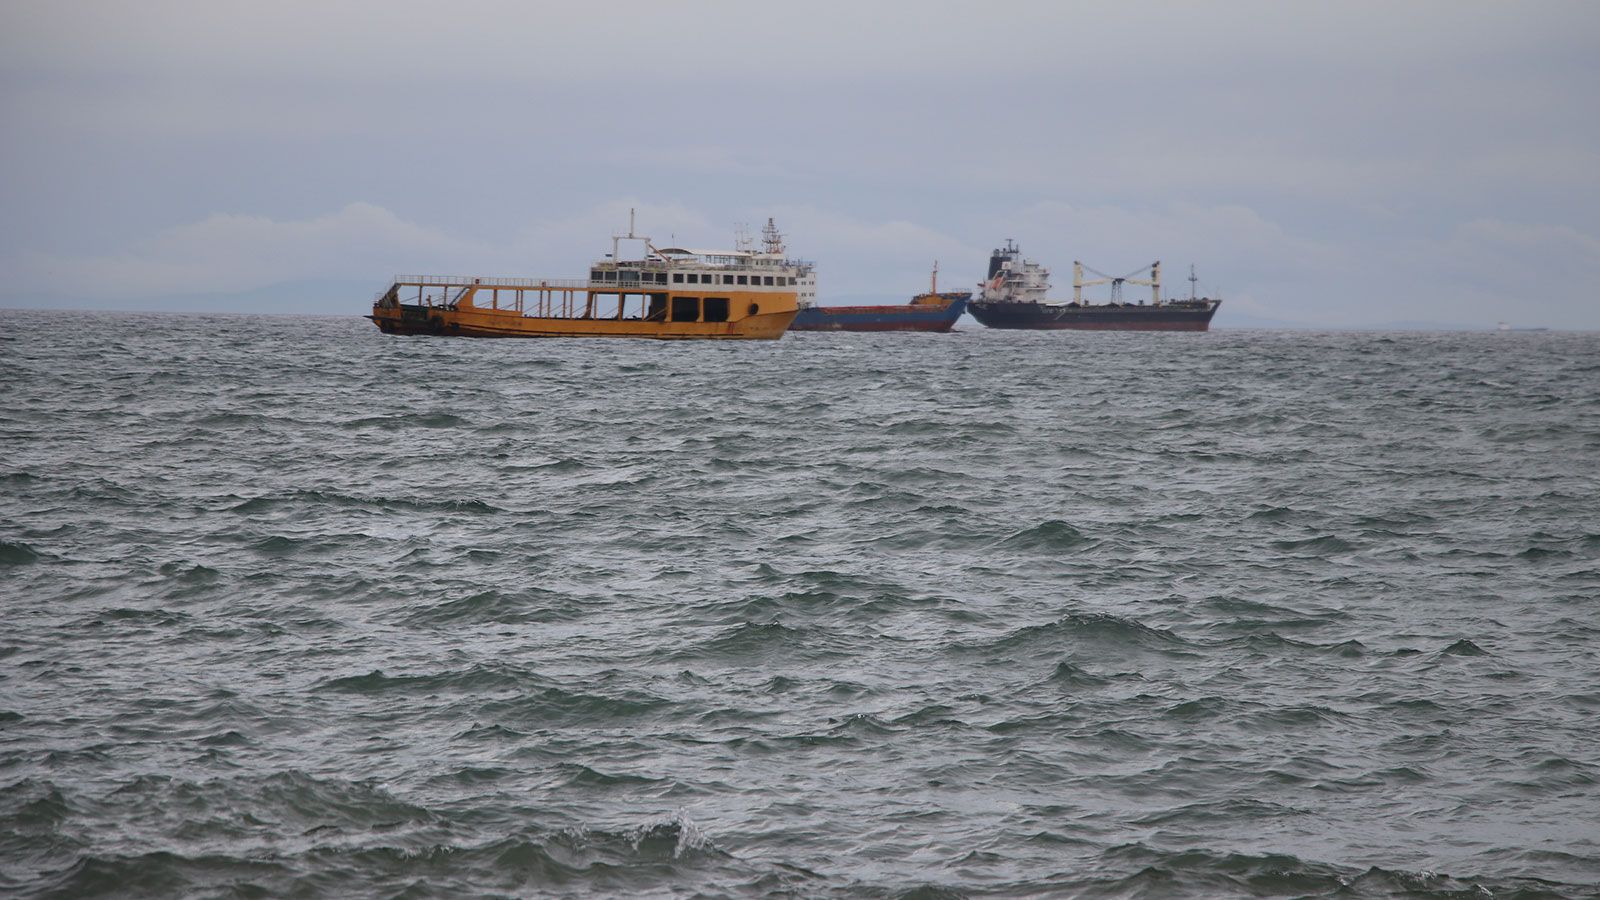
[672,273,683,283]
[687,273,699,284]
[590,269,603,280]
[671,296,699,322]
[737,275,748,285]
[703,297,729,322]
[763,276,775,286]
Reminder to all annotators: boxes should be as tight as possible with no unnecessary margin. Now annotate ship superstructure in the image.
[369,216,812,339]
[967,240,1220,331]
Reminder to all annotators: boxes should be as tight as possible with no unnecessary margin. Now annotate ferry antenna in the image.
[762,217,785,255]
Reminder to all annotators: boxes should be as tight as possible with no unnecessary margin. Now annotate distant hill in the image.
[0,279,376,316]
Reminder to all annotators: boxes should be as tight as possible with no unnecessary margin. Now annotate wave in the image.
[340,411,469,429]
[315,663,545,695]
[1044,660,1113,688]
[0,540,41,566]
[670,621,831,663]
[478,685,673,726]
[403,589,582,626]
[970,612,1191,658]
[1440,638,1491,656]
[1269,534,1359,553]
[226,489,501,515]
[31,820,737,898]
[1081,844,1574,898]
[993,519,1092,552]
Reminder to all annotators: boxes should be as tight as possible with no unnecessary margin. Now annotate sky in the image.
[2,0,1598,328]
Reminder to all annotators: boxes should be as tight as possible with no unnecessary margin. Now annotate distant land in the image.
[0,279,376,317]
[0,283,1568,333]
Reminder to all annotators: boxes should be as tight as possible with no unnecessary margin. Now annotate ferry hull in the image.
[370,289,798,340]
[789,294,967,332]
[370,306,797,340]
[967,299,1219,332]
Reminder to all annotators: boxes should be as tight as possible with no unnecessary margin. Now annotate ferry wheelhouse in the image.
[368,217,814,340]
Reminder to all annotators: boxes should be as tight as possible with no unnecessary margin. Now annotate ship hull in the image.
[370,305,797,339]
[369,310,797,339]
[370,287,798,340]
[967,299,1219,331]
[789,295,967,332]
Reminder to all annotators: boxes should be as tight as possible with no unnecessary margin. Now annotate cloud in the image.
[1453,219,1600,259]
[761,207,977,294]
[0,200,815,300]
[7,203,488,299]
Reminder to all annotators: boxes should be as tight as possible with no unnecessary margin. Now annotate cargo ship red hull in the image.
[967,299,1219,331]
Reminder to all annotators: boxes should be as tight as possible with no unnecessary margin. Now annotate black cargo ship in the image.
[967,241,1220,331]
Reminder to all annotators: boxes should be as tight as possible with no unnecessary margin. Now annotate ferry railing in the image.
[391,275,591,289]
[386,263,812,289]
[374,268,809,313]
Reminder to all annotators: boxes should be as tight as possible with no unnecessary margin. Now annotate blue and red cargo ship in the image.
[789,264,968,332]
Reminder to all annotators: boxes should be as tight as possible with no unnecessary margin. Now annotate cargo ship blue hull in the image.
[789,293,968,332]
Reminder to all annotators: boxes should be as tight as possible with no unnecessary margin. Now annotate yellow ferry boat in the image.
[368,216,813,340]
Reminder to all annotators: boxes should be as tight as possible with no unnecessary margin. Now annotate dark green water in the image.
[3,310,1598,897]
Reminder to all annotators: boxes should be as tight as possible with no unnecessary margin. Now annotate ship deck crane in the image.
[1073,260,1161,305]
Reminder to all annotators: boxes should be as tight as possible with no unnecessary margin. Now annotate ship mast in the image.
[1188,264,1198,301]
[613,207,647,262]
[761,218,785,255]
[931,260,939,294]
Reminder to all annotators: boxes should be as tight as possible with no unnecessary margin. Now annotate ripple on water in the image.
[3,314,1600,896]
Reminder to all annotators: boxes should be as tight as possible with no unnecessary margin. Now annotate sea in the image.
[3,309,1598,898]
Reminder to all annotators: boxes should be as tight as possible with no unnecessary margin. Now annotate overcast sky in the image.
[3,1,1598,327]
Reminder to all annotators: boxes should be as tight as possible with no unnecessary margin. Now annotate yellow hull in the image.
[370,285,798,340]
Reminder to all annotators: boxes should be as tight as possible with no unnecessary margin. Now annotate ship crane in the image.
[1073,260,1161,305]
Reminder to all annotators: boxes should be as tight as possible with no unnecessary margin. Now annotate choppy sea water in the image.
[2,309,1599,898]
